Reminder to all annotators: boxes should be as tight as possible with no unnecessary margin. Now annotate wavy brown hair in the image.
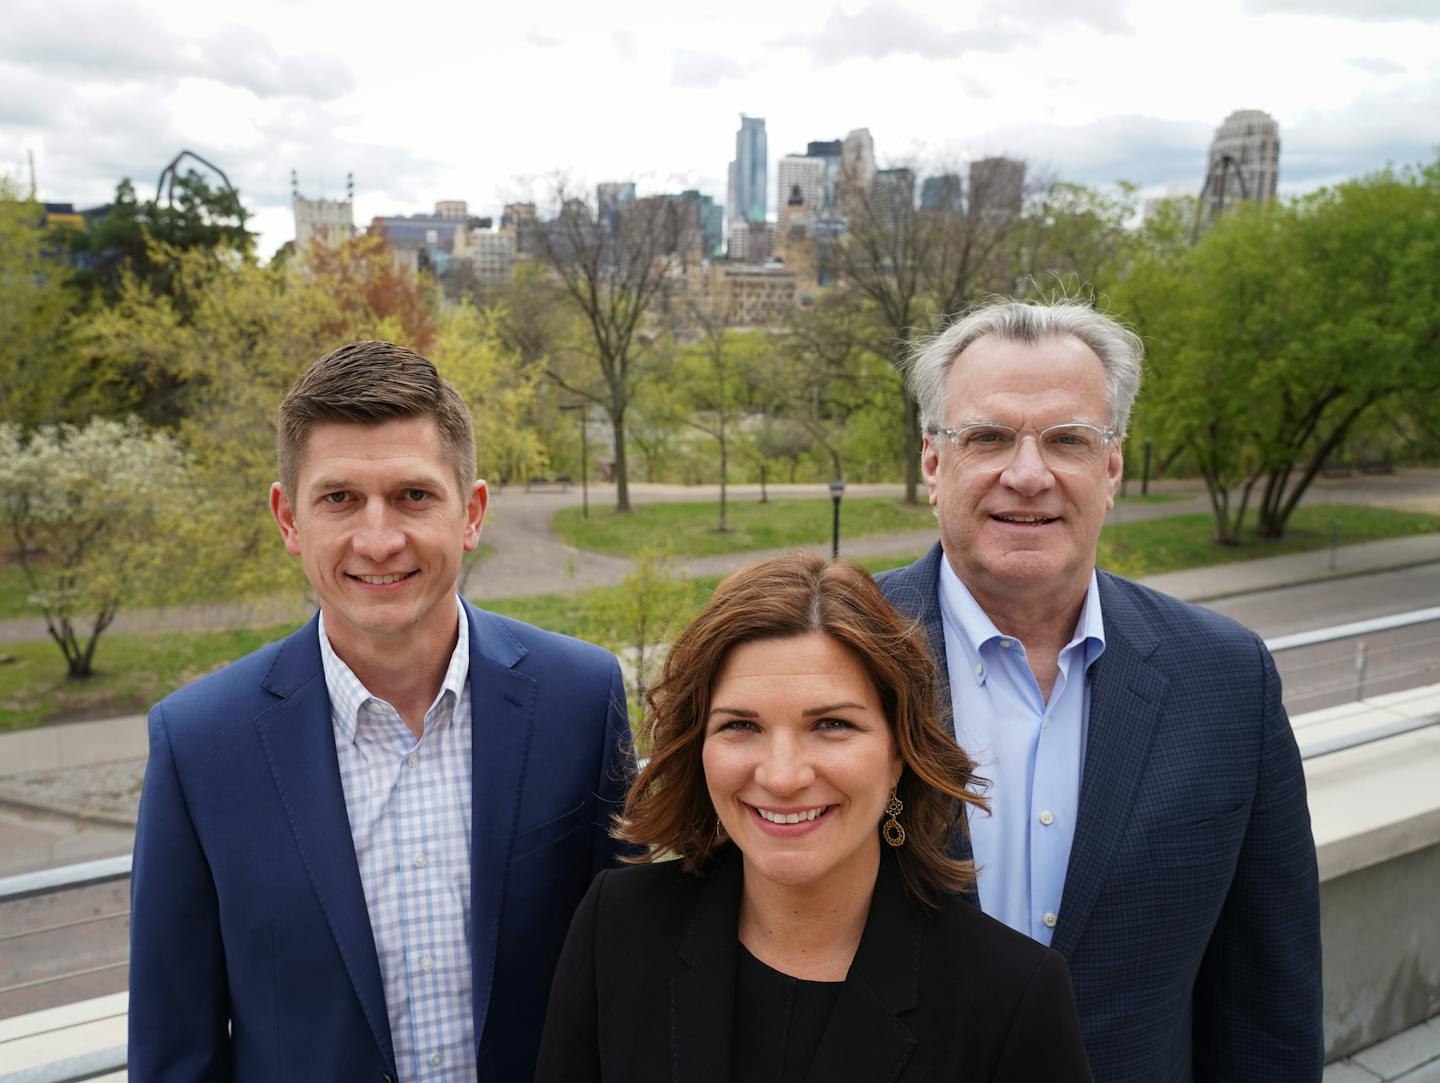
[617,551,985,905]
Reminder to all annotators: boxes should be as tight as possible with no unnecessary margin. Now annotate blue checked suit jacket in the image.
[877,544,1323,1083]
[128,599,633,1083]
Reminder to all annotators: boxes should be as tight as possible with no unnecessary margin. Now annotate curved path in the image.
[1,470,1438,642]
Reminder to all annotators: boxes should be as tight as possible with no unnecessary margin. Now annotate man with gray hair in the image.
[877,299,1322,1081]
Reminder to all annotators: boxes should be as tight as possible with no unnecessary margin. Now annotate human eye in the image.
[321,490,350,505]
[963,426,1014,450]
[813,716,856,733]
[711,716,759,735]
[402,488,432,504]
[1045,426,1098,456]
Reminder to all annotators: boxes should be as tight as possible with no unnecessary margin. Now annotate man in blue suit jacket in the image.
[876,300,1322,1081]
[129,342,632,1082]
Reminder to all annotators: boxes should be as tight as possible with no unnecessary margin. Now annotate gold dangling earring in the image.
[882,790,906,847]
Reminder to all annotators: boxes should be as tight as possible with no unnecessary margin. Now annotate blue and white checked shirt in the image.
[320,602,475,1082]
[938,562,1106,945]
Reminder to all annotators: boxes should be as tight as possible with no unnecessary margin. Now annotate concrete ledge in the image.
[0,993,126,1078]
[0,718,147,776]
[1301,685,1440,881]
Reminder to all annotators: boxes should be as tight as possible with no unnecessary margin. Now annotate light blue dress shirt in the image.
[937,562,1106,945]
[320,601,476,1082]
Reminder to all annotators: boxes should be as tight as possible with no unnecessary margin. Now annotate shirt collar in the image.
[319,598,470,743]
[937,560,1107,666]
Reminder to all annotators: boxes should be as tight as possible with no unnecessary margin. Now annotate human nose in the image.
[753,731,815,795]
[999,434,1055,495]
[351,503,406,563]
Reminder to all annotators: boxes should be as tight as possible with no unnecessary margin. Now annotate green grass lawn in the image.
[552,497,938,557]
[2,503,1435,732]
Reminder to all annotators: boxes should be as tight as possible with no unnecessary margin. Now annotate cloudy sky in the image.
[3,0,1437,257]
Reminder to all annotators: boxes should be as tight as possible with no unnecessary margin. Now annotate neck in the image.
[737,845,879,982]
[325,613,459,738]
[964,573,1092,653]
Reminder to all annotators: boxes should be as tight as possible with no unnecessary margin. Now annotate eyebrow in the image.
[706,701,867,718]
[307,475,448,495]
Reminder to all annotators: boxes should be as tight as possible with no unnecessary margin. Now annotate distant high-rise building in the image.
[871,168,915,233]
[806,139,843,213]
[777,155,825,228]
[968,157,1025,219]
[920,173,964,215]
[435,200,468,219]
[596,181,636,231]
[838,128,876,217]
[1202,109,1279,219]
[673,189,725,258]
[727,114,767,257]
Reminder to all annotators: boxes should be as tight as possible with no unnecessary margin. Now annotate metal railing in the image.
[1263,607,1440,760]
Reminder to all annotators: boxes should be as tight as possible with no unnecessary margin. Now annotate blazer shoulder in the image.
[470,606,618,676]
[1100,571,1264,659]
[149,629,300,731]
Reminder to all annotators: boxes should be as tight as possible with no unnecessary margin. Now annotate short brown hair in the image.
[618,552,984,905]
[276,340,476,499]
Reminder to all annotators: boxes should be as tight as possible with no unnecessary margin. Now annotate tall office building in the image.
[726,114,767,256]
[871,168,916,233]
[920,173,964,215]
[777,155,825,227]
[596,181,636,231]
[806,139,843,213]
[968,157,1025,219]
[1202,109,1279,218]
[837,128,876,216]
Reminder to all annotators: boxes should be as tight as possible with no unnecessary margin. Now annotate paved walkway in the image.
[3,468,1438,643]
[1326,1014,1440,1081]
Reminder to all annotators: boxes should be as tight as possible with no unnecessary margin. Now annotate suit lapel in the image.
[463,602,538,1052]
[1052,573,1169,958]
[805,852,919,1083]
[669,850,743,1083]
[253,618,395,1073]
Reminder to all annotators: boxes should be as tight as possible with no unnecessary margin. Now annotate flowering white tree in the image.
[0,418,192,677]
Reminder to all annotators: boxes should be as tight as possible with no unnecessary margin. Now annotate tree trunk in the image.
[717,428,728,533]
[903,394,921,504]
[611,414,631,512]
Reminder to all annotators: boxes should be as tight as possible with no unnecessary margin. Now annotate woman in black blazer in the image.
[536,553,1091,1082]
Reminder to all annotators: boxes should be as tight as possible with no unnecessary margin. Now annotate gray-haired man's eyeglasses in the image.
[930,422,1117,474]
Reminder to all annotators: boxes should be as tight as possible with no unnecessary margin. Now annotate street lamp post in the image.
[829,478,845,559]
[560,403,589,518]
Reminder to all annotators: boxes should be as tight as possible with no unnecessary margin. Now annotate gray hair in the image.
[904,299,1144,437]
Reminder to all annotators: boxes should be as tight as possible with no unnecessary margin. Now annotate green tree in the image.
[0,418,193,677]
[64,172,254,306]
[0,180,84,427]
[1124,160,1440,541]
[534,190,684,512]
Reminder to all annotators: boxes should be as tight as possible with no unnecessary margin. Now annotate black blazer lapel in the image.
[805,852,920,1083]
[253,618,395,1073]
[1053,573,1169,958]
[464,602,539,1052]
[669,851,743,1083]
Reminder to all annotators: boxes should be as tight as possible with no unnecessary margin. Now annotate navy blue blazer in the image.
[128,600,633,1083]
[877,545,1323,1083]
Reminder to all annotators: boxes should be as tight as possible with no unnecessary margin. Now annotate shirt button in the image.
[414,853,427,869]
[406,753,418,767]
[999,639,1011,649]
[431,1051,442,1067]
[1043,912,1058,928]
[974,663,984,677]
[1039,810,1054,826]
[421,954,434,972]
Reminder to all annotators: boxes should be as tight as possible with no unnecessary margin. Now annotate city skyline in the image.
[4,0,1438,257]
